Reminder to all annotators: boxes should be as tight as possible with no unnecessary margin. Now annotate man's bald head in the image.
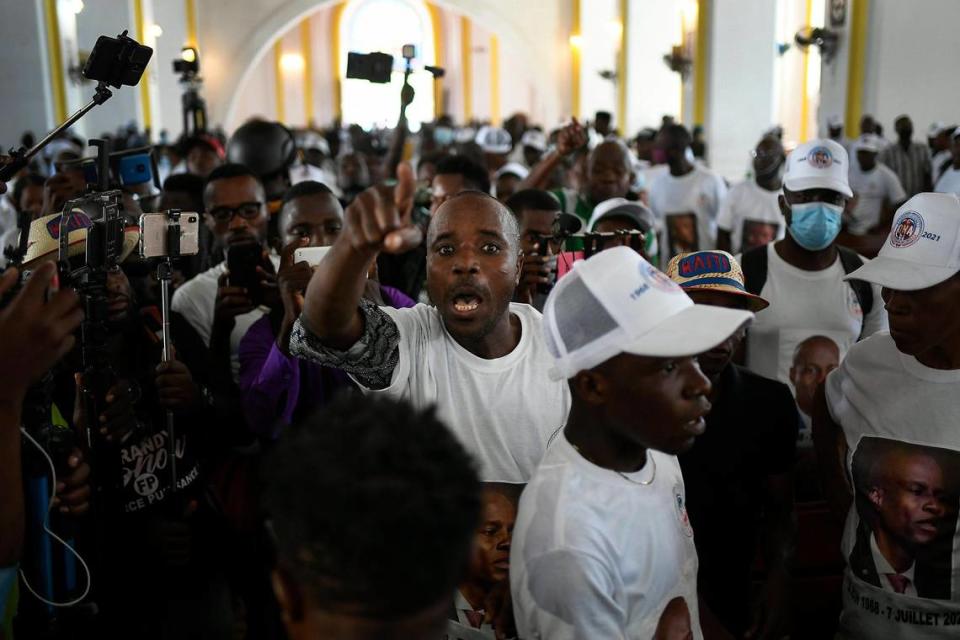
[793,335,840,365]
[588,140,632,174]
[428,191,520,255]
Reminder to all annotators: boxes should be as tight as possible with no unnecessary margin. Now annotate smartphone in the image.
[293,245,331,268]
[139,213,201,258]
[227,242,264,304]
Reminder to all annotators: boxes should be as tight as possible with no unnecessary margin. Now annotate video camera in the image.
[346,44,445,84]
[537,213,647,258]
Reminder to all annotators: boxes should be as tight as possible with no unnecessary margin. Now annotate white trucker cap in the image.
[542,246,754,380]
[782,138,853,198]
[845,192,960,291]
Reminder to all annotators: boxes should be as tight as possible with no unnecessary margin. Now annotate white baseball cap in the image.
[827,115,844,129]
[494,162,529,181]
[588,197,655,232]
[845,192,960,291]
[854,134,883,154]
[475,126,513,154]
[542,246,754,380]
[520,129,547,152]
[928,122,949,138]
[782,138,853,198]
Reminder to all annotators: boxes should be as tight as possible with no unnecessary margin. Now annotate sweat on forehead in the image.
[427,191,520,246]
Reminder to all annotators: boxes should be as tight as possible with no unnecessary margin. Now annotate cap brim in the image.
[783,175,853,198]
[621,305,754,358]
[680,284,769,312]
[844,256,959,291]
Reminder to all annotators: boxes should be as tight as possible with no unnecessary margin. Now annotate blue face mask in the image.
[788,201,843,251]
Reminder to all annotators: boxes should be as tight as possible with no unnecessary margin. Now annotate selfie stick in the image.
[157,212,183,496]
[0,82,113,183]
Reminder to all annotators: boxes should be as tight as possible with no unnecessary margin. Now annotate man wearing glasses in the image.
[172,163,279,379]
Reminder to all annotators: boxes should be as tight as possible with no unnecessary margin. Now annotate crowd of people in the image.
[0,95,959,640]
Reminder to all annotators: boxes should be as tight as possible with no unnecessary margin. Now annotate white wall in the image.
[73,0,141,139]
[707,0,778,181]
[0,0,52,149]
[151,0,191,140]
[579,0,618,125]
[862,0,960,136]
[199,0,570,133]
[624,0,682,135]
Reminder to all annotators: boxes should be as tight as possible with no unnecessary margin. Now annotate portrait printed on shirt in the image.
[665,212,699,259]
[848,437,960,600]
[740,219,780,253]
[446,483,522,639]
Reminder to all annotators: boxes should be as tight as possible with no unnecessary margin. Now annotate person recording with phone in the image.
[239,180,414,439]
[171,163,280,382]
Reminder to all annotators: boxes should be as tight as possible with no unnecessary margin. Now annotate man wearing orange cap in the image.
[666,250,800,639]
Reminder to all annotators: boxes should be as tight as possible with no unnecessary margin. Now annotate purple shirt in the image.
[238,285,415,438]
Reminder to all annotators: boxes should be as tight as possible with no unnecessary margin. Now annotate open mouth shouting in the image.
[447,284,487,319]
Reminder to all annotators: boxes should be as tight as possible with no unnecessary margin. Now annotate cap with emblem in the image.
[845,192,960,291]
[541,246,754,380]
[783,138,853,198]
[665,251,769,312]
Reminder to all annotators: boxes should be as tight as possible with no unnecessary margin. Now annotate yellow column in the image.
[427,2,444,118]
[845,0,869,134]
[331,1,345,121]
[693,0,709,125]
[571,0,581,119]
[301,19,315,127]
[274,40,285,123]
[42,0,67,123]
[799,0,814,141]
[133,0,152,131]
[184,0,198,49]
[460,16,472,122]
[490,36,500,125]
[617,0,628,135]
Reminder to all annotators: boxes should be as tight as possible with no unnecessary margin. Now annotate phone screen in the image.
[227,242,263,304]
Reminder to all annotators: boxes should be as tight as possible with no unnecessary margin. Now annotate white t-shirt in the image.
[511,433,702,639]
[847,162,906,235]
[933,166,960,196]
[648,166,728,266]
[171,254,281,379]
[825,333,960,639]
[716,180,784,253]
[745,243,888,386]
[932,150,953,183]
[365,303,571,483]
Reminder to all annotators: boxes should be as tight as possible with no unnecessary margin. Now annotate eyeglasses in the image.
[209,201,263,222]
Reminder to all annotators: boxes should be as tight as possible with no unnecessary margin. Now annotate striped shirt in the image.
[878,142,931,197]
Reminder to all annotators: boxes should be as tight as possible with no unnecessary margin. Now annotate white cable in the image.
[17,426,92,607]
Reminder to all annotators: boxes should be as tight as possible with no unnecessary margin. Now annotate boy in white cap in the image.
[813,192,960,639]
[510,246,754,639]
[741,139,888,387]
